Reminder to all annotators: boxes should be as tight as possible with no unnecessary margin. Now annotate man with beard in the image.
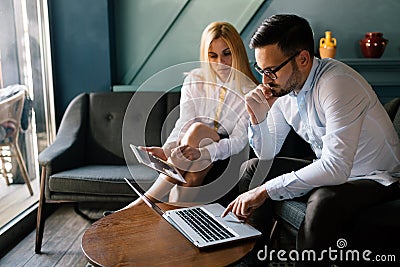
[222,14,400,266]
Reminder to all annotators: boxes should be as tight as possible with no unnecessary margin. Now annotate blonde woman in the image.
[105,22,258,214]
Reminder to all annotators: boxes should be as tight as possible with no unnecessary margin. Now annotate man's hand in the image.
[245,84,277,125]
[221,185,269,221]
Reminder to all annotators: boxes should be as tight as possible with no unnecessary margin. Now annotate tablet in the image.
[130,144,186,183]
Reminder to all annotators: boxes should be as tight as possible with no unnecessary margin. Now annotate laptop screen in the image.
[124,177,164,216]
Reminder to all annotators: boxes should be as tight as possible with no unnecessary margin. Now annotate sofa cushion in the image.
[273,200,306,230]
[86,91,175,165]
[274,198,400,246]
[49,165,158,196]
[87,92,134,165]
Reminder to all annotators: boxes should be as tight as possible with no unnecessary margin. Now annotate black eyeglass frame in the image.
[254,50,301,80]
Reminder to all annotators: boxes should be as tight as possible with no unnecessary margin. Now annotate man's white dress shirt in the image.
[249,58,400,200]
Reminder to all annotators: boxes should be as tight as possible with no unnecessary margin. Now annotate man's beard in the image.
[269,63,302,97]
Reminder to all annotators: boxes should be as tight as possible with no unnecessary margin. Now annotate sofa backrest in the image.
[87,92,133,165]
[384,97,400,138]
[87,91,181,165]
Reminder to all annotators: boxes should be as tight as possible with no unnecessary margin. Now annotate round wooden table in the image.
[81,203,256,266]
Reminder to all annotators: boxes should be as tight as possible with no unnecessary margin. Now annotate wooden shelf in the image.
[337,58,400,88]
[340,58,400,70]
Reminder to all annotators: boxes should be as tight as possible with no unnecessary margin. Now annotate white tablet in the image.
[130,144,186,183]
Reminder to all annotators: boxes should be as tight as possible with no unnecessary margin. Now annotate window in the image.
[0,0,55,230]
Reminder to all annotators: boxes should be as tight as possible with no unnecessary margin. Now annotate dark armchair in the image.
[35,91,179,253]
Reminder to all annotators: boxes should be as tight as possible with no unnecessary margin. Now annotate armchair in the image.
[35,91,177,253]
[35,90,251,254]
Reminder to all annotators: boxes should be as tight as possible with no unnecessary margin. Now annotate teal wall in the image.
[113,0,263,88]
[49,0,400,125]
[48,0,114,125]
[241,0,400,61]
[239,0,400,104]
[113,0,400,102]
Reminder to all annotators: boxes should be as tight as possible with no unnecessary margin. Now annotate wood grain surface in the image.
[82,203,255,267]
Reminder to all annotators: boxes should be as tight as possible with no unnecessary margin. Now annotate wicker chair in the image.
[0,88,33,195]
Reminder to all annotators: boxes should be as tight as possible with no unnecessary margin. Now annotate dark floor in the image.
[0,204,92,267]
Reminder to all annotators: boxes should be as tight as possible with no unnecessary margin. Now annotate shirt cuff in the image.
[265,178,285,201]
[248,119,269,157]
[204,142,218,162]
[265,171,310,200]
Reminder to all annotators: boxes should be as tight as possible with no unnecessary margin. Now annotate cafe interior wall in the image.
[49,0,400,126]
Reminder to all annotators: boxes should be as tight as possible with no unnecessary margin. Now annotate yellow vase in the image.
[319,31,336,58]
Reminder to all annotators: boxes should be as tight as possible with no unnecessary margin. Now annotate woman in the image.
[107,22,258,214]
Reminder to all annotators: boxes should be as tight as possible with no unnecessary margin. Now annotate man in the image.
[222,14,400,264]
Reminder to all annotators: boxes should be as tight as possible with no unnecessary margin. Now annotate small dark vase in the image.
[359,32,388,58]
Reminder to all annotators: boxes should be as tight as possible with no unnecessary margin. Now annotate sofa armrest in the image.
[39,93,88,174]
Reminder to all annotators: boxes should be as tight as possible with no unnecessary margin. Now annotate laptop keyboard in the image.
[176,207,235,242]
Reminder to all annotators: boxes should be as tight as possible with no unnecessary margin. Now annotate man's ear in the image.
[297,50,312,69]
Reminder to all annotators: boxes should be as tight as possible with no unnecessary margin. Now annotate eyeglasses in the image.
[254,51,301,80]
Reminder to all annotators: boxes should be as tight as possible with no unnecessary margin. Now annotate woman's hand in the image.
[171,145,200,161]
[138,146,167,161]
[169,145,211,172]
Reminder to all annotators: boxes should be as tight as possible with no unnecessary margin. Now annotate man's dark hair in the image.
[250,14,315,57]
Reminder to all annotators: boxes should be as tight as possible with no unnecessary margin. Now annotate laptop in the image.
[130,144,186,183]
[124,177,262,249]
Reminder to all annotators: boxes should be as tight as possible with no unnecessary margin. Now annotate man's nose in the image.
[262,74,274,85]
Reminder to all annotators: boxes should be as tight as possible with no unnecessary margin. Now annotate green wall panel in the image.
[114,0,190,85]
[114,0,263,88]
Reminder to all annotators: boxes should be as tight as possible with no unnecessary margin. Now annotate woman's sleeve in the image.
[205,107,249,161]
[164,74,198,148]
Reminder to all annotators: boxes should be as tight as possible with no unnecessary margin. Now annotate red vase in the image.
[359,32,388,58]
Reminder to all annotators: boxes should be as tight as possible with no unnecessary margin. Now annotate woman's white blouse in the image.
[165,68,255,161]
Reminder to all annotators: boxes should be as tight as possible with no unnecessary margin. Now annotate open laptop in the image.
[124,177,261,249]
[130,144,186,183]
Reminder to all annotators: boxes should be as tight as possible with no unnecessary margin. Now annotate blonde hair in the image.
[199,22,258,94]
